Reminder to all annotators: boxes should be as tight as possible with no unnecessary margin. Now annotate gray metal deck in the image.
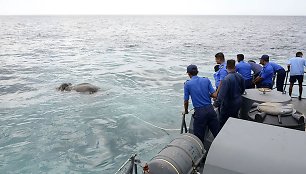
[290,98,306,115]
[203,118,306,174]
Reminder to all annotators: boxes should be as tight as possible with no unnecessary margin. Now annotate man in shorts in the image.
[288,52,306,100]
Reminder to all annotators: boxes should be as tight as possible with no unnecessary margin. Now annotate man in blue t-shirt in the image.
[236,54,252,89]
[253,55,274,89]
[287,52,306,100]
[184,65,220,142]
[269,62,286,92]
[214,52,228,92]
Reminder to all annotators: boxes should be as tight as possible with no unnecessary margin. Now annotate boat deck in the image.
[290,98,306,115]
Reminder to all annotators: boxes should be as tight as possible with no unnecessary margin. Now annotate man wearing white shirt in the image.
[287,52,306,100]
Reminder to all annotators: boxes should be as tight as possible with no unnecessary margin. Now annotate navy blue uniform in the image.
[258,63,274,89]
[269,62,286,92]
[184,76,220,142]
[217,72,245,127]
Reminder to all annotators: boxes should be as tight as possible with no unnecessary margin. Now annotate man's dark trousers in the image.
[276,69,286,92]
[193,105,220,143]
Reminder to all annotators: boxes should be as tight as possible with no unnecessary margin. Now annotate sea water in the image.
[1,15,306,173]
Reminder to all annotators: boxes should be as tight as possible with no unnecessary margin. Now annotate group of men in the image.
[183,52,306,143]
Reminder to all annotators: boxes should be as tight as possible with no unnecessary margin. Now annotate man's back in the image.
[288,57,306,76]
[236,61,252,80]
[248,62,262,75]
[217,71,245,126]
[218,72,245,106]
[269,62,284,72]
[184,76,215,108]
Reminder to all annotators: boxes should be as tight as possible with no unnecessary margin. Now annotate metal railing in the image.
[283,71,306,92]
[115,154,140,174]
[180,113,188,134]
[180,109,194,134]
[271,71,305,99]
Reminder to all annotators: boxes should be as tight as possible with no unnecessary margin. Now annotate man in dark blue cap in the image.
[183,65,220,142]
[253,55,274,89]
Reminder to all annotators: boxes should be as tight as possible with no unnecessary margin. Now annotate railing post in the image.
[181,113,186,134]
[183,116,188,133]
[283,70,289,92]
[123,155,136,174]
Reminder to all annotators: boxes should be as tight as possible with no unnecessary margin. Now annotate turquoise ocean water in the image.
[0,16,306,173]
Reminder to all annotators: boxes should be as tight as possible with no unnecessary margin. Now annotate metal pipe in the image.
[134,163,138,174]
[183,116,187,133]
[181,114,186,134]
[124,159,133,174]
[278,115,282,124]
[115,157,132,174]
[283,71,289,92]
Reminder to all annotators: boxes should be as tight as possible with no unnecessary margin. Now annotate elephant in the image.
[57,83,99,94]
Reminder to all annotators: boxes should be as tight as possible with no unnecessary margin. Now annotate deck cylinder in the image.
[147,133,205,174]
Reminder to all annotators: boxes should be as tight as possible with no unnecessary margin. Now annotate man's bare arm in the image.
[184,100,189,114]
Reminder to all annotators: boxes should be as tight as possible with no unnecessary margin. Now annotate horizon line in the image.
[1,14,306,17]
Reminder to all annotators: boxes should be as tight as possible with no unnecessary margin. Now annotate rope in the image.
[114,157,131,174]
[131,108,194,133]
[132,115,181,132]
